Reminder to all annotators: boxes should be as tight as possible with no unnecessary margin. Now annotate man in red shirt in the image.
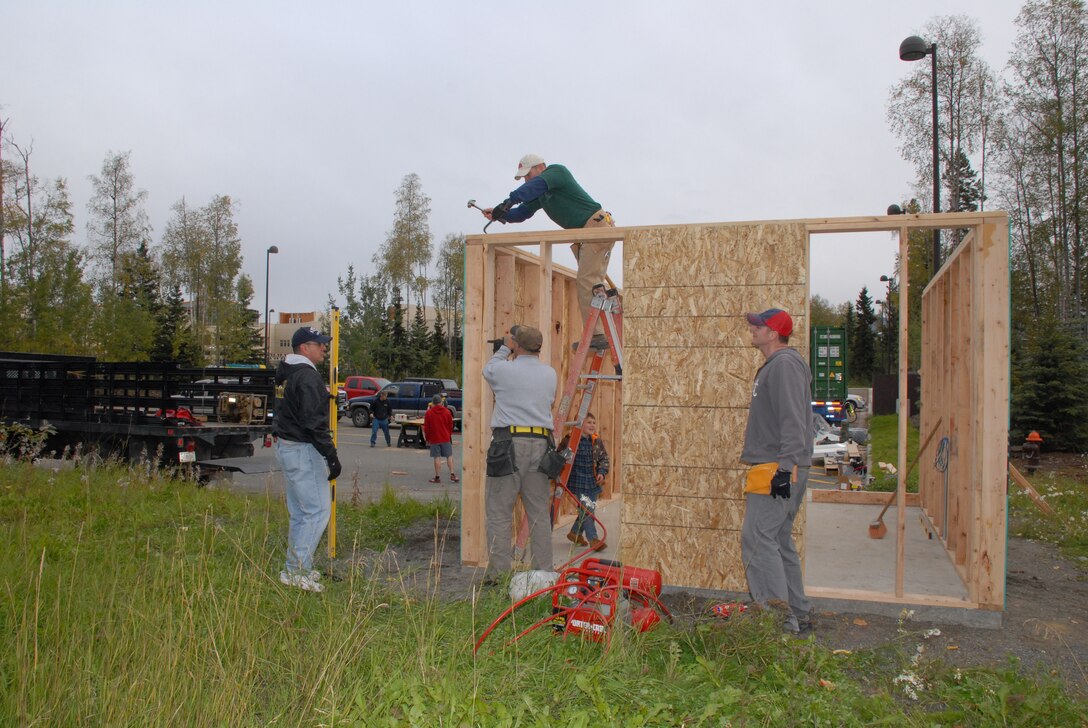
[423,394,458,483]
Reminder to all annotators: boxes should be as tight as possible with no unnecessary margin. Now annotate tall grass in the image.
[867,414,921,492]
[1,460,1083,725]
[1009,461,1088,559]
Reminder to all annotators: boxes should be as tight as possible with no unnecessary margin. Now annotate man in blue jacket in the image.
[483,155,615,350]
[273,326,342,592]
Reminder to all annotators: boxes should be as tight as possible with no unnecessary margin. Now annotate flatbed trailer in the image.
[0,353,275,470]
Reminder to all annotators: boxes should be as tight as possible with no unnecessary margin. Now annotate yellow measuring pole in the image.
[328,307,340,559]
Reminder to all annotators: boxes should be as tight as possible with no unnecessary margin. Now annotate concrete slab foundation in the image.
[556,494,1003,629]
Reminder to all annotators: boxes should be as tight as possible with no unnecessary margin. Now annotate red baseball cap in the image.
[745,308,793,337]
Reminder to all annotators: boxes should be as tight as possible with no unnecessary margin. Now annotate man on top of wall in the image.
[481,155,616,350]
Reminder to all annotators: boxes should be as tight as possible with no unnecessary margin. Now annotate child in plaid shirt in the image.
[559,413,610,551]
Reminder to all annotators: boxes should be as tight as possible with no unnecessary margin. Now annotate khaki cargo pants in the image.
[570,210,616,336]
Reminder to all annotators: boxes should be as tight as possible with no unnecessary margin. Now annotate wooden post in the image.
[895,226,909,598]
[460,241,487,565]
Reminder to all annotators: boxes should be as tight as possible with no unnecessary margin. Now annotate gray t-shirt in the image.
[740,347,813,471]
[482,346,557,429]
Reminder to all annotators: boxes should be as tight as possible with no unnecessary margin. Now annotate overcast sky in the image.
[3,0,1024,317]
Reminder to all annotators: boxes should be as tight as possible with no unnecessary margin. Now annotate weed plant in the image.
[1,460,1083,725]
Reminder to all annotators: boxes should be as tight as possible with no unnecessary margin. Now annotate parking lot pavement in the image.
[223,423,462,506]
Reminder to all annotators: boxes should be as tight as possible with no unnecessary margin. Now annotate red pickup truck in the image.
[341,376,391,401]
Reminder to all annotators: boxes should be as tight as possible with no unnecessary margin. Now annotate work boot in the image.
[590,538,607,552]
[570,334,609,352]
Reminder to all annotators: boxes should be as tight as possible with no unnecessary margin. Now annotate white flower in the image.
[893,672,925,700]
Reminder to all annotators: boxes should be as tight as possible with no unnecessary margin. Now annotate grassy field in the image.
[2,459,1085,726]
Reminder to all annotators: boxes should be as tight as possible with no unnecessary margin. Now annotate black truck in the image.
[0,352,276,472]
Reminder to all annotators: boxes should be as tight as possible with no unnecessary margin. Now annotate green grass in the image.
[1009,462,1088,560]
[867,414,922,492]
[1,459,1084,725]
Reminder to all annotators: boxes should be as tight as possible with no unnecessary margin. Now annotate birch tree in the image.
[376,173,432,310]
[999,0,1088,327]
[887,15,998,238]
[86,151,151,295]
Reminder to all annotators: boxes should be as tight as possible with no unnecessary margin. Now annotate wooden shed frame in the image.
[461,211,1009,612]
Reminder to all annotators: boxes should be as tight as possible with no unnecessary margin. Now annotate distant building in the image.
[265,311,321,362]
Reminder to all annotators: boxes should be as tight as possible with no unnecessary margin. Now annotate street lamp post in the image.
[899,35,941,274]
[264,245,279,364]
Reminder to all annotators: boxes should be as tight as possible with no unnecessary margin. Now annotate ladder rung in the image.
[580,374,623,381]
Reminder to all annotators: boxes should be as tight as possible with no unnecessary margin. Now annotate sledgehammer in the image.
[868,419,943,539]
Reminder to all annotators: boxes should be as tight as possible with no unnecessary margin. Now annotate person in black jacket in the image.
[370,390,392,447]
[273,326,342,592]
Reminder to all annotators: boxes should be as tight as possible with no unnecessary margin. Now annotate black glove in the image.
[770,469,792,500]
[326,452,342,481]
[491,200,511,222]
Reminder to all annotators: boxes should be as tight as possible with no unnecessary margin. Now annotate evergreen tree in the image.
[850,287,878,384]
[1011,318,1088,451]
[944,150,985,249]
[378,286,408,380]
[407,303,435,375]
[432,232,464,359]
[151,284,186,362]
[431,308,447,361]
[91,237,160,361]
[337,266,392,376]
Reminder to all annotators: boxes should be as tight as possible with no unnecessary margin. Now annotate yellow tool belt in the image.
[744,462,779,494]
[509,426,551,437]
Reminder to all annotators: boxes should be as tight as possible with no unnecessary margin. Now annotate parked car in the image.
[347,379,462,429]
[341,375,391,401]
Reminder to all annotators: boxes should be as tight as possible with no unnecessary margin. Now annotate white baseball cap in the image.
[515,153,545,180]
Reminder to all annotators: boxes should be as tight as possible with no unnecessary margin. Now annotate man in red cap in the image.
[481,155,615,350]
[739,308,814,636]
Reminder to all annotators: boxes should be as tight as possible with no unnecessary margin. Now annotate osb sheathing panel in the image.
[622,526,807,594]
[621,222,808,592]
[624,223,807,287]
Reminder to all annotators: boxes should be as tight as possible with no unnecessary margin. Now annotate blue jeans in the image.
[276,438,331,575]
[569,484,602,541]
[371,417,391,445]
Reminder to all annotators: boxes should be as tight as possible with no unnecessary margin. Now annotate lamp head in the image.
[880,275,892,282]
[887,204,903,215]
[267,245,279,254]
[899,36,931,62]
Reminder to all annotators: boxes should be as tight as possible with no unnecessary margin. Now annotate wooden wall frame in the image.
[462,212,1009,612]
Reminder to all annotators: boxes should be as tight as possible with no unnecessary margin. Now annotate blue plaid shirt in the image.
[570,435,597,490]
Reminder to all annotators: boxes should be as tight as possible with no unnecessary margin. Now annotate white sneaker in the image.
[279,570,325,593]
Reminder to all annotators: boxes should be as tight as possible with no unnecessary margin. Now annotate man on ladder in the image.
[480,154,617,350]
